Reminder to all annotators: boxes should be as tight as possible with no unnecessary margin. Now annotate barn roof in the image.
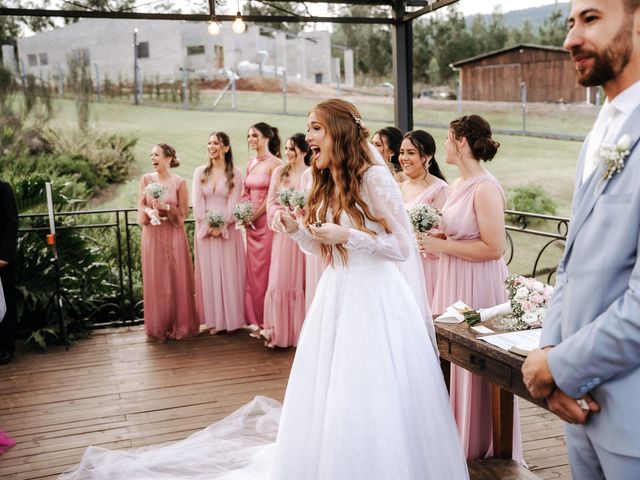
[452,43,568,68]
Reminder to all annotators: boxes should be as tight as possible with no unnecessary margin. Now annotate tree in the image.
[510,19,536,45]
[538,6,567,46]
[244,1,308,34]
[0,0,56,51]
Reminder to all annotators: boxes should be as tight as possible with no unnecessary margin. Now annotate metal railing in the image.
[17,207,568,329]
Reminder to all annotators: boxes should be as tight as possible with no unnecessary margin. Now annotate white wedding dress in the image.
[59,165,469,480]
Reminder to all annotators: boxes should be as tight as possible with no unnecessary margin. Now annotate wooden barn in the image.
[452,44,594,103]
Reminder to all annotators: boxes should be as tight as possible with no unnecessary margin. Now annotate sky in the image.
[457,0,563,16]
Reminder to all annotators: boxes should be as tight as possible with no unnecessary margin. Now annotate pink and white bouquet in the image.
[408,204,441,234]
[464,274,554,330]
[233,202,254,230]
[144,182,168,226]
[205,211,225,229]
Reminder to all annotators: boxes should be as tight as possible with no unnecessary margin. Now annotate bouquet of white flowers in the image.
[233,202,254,230]
[205,211,225,229]
[144,182,168,225]
[408,204,441,234]
[278,188,307,209]
[463,274,554,330]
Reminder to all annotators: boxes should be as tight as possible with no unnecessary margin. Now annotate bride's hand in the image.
[308,222,350,245]
[273,209,299,234]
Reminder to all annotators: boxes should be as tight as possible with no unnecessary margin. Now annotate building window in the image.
[71,48,90,66]
[27,54,37,67]
[214,45,224,69]
[39,53,48,66]
[187,45,205,56]
[137,42,149,59]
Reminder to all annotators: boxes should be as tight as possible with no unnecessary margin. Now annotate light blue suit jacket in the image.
[541,104,640,457]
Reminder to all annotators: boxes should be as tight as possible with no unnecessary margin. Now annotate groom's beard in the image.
[570,17,633,87]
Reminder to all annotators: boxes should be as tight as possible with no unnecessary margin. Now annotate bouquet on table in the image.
[278,188,308,210]
[205,211,225,229]
[463,274,554,330]
[233,202,255,230]
[144,182,169,226]
[408,204,441,234]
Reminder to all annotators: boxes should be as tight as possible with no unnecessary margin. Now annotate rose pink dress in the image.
[403,178,448,308]
[242,155,276,328]
[138,174,199,341]
[301,169,325,312]
[261,166,309,347]
[192,166,246,332]
[431,174,524,463]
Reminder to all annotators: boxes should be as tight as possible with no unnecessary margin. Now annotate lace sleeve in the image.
[344,166,410,261]
[290,227,322,256]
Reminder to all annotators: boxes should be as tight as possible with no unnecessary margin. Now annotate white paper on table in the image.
[435,300,469,324]
[480,329,542,353]
[471,325,494,334]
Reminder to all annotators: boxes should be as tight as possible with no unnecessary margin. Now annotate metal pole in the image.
[94,63,101,102]
[133,28,139,105]
[282,69,287,115]
[58,63,64,97]
[520,81,527,132]
[392,0,413,132]
[231,72,236,111]
[182,68,188,110]
[19,59,26,92]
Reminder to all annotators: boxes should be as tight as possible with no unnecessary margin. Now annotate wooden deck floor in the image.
[0,328,570,479]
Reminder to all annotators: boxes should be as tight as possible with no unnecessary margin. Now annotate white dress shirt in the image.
[582,80,640,183]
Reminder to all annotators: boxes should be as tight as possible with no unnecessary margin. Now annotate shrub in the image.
[506,184,557,225]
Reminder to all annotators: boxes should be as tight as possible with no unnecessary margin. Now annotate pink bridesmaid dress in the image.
[404,178,448,307]
[192,166,246,332]
[242,155,275,328]
[301,168,325,312]
[432,174,524,463]
[138,174,199,341]
[261,166,309,347]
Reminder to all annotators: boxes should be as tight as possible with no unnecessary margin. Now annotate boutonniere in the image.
[597,134,632,186]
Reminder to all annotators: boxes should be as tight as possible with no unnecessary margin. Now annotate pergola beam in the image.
[402,0,459,22]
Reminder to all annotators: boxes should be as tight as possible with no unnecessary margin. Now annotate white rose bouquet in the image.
[205,211,225,229]
[408,204,441,234]
[278,188,307,210]
[233,201,255,230]
[463,274,554,330]
[144,182,168,226]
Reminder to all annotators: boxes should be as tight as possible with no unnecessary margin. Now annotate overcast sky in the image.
[458,0,564,15]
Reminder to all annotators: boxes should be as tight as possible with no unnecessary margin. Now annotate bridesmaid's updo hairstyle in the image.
[156,143,180,168]
[202,131,235,191]
[403,130,446,182]
[449,115,500,162]
[375,126,403,173]
[280,133,311,182]
[251,122,282,158]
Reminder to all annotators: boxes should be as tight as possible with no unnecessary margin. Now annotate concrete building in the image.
[16,18,349,86]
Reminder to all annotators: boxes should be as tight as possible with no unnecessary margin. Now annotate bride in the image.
[59,99,469,479]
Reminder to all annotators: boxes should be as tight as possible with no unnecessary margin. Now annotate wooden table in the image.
[435,321,547,479]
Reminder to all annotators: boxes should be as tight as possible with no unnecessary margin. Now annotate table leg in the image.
[492,384,514,459]
[440,357,451,394]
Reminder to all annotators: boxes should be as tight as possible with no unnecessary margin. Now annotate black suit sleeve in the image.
[0,181,18,263]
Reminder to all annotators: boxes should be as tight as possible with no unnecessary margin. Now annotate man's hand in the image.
[0,259,8,268]
[522,347,555,399]
[547,389,600,424]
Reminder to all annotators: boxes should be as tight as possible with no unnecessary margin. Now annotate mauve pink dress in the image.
[403,178,448,308]
[301,169,325,312]
[261,166,308,347]
[431,174,524,463]
[138,174,199,341]
[242,155,275,328]
[192,166,246,332]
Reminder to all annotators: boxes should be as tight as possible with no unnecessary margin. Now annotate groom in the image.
[522,0,640,478]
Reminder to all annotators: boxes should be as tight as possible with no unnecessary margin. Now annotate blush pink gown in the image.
[192,166,246,332]
[138,174,199,341]
[242,155,276,328]
[404,178,448,308]
[431,174,524,463]
[261,166,309,348]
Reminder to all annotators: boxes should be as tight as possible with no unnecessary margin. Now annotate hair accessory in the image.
[350,112,366,129]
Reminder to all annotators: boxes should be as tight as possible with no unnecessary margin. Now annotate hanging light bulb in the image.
[232,0,246,33]
[208,20,220,35]
[207,0,220,35]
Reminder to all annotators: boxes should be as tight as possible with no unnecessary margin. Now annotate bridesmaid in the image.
[261,134,311,347]
[192,132,246,334]
[372,126,406,182]
[301,167,324,312]
[137,143,199,341]
[242,122,282,332]
[398,130,448,307]
[423,115,523,462]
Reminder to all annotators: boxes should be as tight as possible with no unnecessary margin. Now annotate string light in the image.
[208,0,220,35]
[232,0,246,34]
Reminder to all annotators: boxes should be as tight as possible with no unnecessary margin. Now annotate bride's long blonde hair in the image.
[305,99,391,263]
